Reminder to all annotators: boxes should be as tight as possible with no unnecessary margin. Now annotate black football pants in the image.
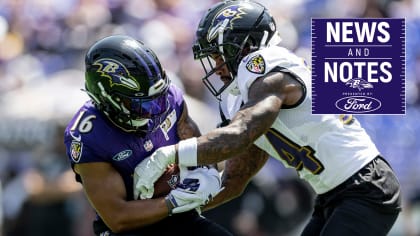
[301,197,399,236]
[301,156,401,236]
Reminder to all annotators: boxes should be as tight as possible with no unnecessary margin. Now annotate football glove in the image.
[165,167,223,214]
[133,145,176,199]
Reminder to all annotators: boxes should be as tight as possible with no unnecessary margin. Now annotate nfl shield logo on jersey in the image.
[143,139,154,152]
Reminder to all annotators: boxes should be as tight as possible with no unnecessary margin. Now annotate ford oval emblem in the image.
[335,96,381,113]
[112,150,133,161]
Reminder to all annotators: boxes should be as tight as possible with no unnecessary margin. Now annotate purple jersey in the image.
[64,84,185,200]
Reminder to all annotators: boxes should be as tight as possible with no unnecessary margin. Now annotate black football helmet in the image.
[84,35,170,134]
[193,0,280,98]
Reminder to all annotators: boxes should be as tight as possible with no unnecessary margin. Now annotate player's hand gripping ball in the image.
[152,164,180,198]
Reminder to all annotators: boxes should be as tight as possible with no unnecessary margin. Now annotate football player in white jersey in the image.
[133,1,401,235]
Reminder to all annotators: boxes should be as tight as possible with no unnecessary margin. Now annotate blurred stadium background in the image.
[0,0,419,235]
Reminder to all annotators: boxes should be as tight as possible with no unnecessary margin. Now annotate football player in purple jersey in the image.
[63,35,231,236]
[133,1,402,235]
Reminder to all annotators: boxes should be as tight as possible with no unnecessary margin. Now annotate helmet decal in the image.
[93,58,140,91]
[207,5,247,42]
[246,54,265,74]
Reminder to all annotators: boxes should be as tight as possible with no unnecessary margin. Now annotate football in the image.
[152,164,180,198]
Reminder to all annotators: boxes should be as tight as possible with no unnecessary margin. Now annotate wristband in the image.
[178,137,198,166]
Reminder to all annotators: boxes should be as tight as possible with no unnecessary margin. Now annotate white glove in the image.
[179,167,223,202]
[165,188,203,215]
[133,145,176,200]
[165,167,224,214]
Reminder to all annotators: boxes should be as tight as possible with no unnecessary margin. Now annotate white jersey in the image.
[222,46,379,194]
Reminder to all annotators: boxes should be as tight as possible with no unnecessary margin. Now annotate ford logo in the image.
[335,96,381,113]
[112,150,133,161]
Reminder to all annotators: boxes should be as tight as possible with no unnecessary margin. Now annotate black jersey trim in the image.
[269,66,307,109]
